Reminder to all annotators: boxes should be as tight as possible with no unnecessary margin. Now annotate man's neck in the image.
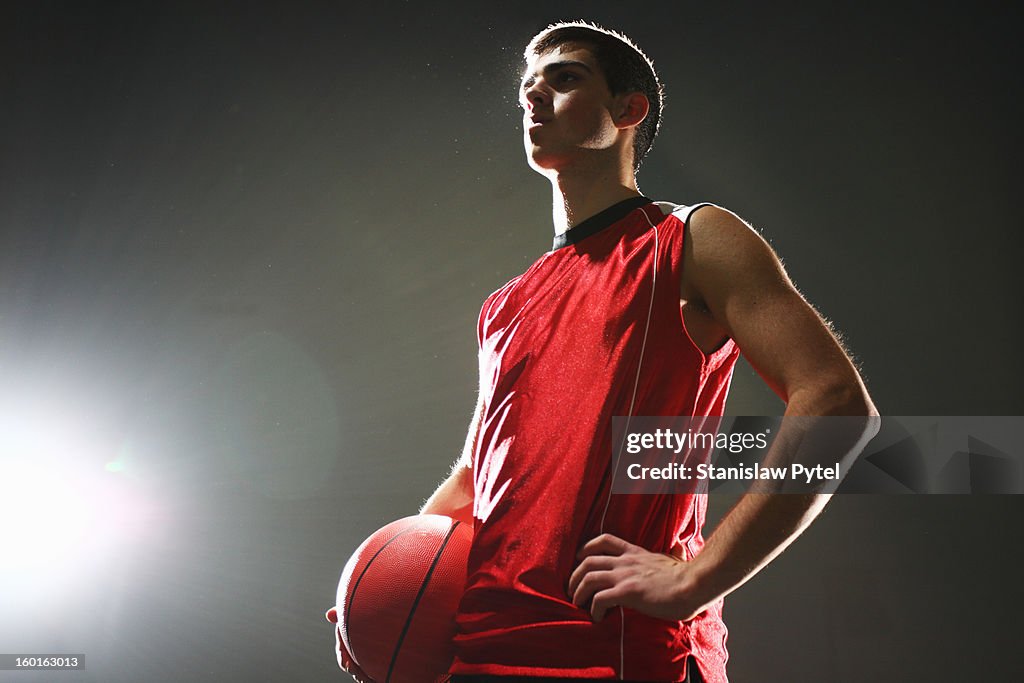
[548,163,643,237]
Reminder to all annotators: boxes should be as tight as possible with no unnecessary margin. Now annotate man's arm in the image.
[569,205,879,622]
[420,390,481,526]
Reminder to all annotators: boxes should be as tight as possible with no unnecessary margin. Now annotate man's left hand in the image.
[568,533,708,623]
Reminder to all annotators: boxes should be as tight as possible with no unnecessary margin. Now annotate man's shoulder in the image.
[651,202,761,254]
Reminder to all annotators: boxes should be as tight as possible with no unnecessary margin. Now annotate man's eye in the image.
[557,72,579,83]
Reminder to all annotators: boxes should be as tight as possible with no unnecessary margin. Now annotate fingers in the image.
[570,568,620,614]
[567,555,618,597]
[337,636,356,672]
[570,535,640,621]
[328,607,377,682]
[590,585,629,622]
[332,623,370,682]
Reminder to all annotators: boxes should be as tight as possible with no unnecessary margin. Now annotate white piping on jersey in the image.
[598,209,659,534]
[598,202,708,532]
[596,205,667,680]
[595,202,710,680]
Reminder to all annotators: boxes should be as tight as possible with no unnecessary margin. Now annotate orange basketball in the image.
[336,514,472,683]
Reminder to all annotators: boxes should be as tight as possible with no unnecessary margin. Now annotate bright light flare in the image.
[0,404,154,607]
[0,460,136,570]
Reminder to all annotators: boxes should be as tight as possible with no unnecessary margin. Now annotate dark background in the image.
[1,1,1021,681]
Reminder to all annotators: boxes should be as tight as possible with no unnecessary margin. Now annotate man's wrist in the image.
[674,554,721,621]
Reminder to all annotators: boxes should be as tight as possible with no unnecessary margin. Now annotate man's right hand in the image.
[325,607,375,683]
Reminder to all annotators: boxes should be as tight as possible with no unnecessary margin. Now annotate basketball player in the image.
[327,21,877,683]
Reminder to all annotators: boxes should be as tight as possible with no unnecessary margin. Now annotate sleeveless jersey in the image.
[450,197,739,683]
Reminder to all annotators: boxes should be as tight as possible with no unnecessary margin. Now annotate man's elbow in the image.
[790,377,880,441]
[780,379,880,494]
[808,375,877,416]
[811,379,881,448]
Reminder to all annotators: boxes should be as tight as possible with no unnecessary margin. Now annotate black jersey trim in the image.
[551,195,653,251]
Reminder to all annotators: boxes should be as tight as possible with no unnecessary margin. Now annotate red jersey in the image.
[451,198,739,683]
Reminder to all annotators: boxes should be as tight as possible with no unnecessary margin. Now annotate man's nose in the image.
[523,84,549,110]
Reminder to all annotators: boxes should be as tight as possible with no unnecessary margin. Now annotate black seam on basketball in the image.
[385,519,461,683]
[347,524,421,669]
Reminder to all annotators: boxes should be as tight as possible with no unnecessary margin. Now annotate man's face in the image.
[519,43,622,172]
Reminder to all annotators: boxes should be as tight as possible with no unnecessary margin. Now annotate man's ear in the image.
[613,92,650,130]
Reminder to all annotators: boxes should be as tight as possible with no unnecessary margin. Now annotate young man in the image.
[328,21,877,683]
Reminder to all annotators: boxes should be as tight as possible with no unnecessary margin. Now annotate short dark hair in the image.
[526,21,664,173]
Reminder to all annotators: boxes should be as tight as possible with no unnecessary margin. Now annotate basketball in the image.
[336,514,472,683]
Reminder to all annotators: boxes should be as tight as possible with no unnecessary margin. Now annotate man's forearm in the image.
[684,385,879,612]
[421,464,474,526]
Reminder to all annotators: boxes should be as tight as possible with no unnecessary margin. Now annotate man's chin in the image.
[525,148,567,174]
